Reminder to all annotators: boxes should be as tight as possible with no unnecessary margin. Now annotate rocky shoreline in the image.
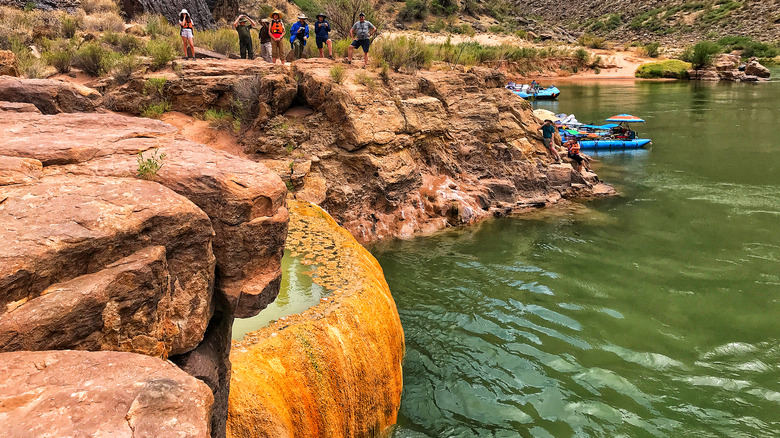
[0,57,613,437]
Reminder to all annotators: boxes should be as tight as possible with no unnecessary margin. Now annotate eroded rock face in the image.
[228,201,404,438]
[121,0,216,29]
[0,110,288,318]
[0,76,102,114]
[241,59,612,243]
[0,350,213,437]
[0,51,19,77]
[0,175,215,355]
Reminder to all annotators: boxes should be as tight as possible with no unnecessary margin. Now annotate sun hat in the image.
[180,8,188,15]
[358,12,365,16]
[297,14,307,20]
[316,13,326,18]
[270,10,282,18]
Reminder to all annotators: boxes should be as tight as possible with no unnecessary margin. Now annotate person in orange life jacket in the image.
[564,136,589,173]
[179,9,196,60]
[268,11,286,65]
[233,14,257,60]
[538,119,561,163]
[289,15,309,60]
[314,13,332,59]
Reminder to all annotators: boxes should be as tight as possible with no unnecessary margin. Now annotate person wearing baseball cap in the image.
[348,12,376,67]
[233,14,258,59]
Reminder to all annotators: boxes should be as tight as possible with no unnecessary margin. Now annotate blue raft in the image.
[578,138,652,149]
[506,83,560,100]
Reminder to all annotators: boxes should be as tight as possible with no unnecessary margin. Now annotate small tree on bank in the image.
[322,0,382,38]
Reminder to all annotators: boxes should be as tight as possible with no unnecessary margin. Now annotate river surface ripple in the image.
[373,71,780,437]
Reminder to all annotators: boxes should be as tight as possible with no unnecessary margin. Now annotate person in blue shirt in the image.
[289,14,309,60]
[314,13,332,59]
[538,119,562,163]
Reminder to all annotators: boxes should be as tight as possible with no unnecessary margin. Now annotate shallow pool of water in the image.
[373,73,780,437]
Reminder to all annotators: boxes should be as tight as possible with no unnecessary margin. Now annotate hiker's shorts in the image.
[543,138,553,148]
[180,28,193,39]
[271,39,285,59]
[316,37,330,49]
[350,38,370,53]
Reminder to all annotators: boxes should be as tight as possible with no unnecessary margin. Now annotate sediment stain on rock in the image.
[227,200,404,438]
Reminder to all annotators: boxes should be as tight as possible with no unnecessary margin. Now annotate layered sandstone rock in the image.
[0,105,288,437]
[744,58,770,78]
[0,350,213,437]
[227,201,404,438]
[0,51,19,77]
[0,76,102,114]
[239,59,612,243]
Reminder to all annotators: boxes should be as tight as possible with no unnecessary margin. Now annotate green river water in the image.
[372,72,780,437]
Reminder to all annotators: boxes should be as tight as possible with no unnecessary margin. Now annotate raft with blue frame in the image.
[506,83,560,100]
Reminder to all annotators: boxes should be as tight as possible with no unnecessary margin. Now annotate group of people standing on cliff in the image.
[178,9,376,66]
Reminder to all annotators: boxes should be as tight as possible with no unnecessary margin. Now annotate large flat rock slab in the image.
[0,76,102,114]
[0,350,213,438]
[0,175,215,355]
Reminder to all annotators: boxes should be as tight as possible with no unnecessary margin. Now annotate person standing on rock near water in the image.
[314,13,332,59]
[258,19,273,63]
[179,9,196,60]
[233,14,257,60]
[289,15,309,60]
[269,11,286,65]
[539,119,562,163]
[348,12,376,67]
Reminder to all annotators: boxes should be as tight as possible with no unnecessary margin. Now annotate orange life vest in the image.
[270,20,284,37]
[567,141,580,154]
[181,19,193,29]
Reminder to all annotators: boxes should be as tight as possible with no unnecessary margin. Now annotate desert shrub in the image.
[635,59,691,79]
[198,28,238,57]
[373,36,432,72]
[333,38,352,57]
[45,45,75,73]
[428,18,446,33]
[140,101,171,119]
[83,11,125,33]
[353,71,376,90]
[142,13,176,39]
[24,1,36,12]
[144,77,167,95]
[112,54,139,84]
[204,108,239,131]
[718,36,779,59]
[12,39,47,78]
[102,31,142,54]
[231,75,263,123]
[80,0,119,15]
[430,0,458,15]
[643,42,661,58]
[700,0,741,25]
[449,23,476,37]
[329,64,346,83]
[61,16,79,38]
[379,61,390,84]
[578,33,606,49]
[136,149,166,179]
[146,38,175,70]
[323,0,382,38]
[397,0,427,21]
[74,41,115,76]
[574,48,589,65]
[689,40,722,69]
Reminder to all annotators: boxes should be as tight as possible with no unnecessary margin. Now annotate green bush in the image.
[635,59,691,79]
[136,149,166,180]
[141,101,171,119]
[578,33,606,49]
[397,0,428,21]
[643,42,661,58]
[45,48,74,73]
[373,36,433,72]
[113,54,139,84]
[430,0,458,16]
[574,48,589,65]
[74,41,115,76]
[717,36,779,59]
[143,14,176,39]
[61,16,78,38]
[329,64,346,84]
[199,28,239,57]
[428,18,446,33]
[203,108,238,131]
[144,77,167,95]
[689,40,722,69]
[146,39,176,70]
[353,71,376,90]
[102,31,143,54]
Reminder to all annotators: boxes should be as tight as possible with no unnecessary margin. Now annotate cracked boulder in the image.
[0,350,213,437]
[0,76,102,114]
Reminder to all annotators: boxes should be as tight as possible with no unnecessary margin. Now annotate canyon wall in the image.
[227,200,405,438]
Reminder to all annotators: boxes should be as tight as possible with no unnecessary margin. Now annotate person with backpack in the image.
[258,19,273,63]
[347,12,376,68]
[314,13,332,59]
[233,14,257,60]
[269,11,286,65]
[179,9,196,60]
[289,15,309,60]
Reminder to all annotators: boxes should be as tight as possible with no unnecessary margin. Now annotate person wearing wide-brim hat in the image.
[179,9,196,60]
[268,10,286,64]
[314,12,332,59]
[289,14,309,60]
